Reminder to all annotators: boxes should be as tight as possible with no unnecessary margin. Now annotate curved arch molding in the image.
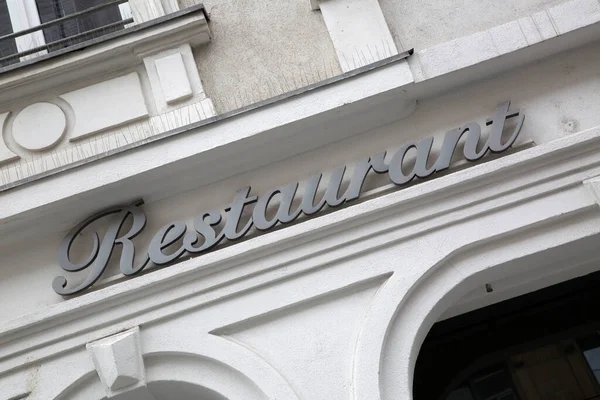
[351,207,600,400]
[49,328,298,400]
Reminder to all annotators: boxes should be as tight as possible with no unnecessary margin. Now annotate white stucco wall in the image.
[0,41,599,325]
[380,0,568,51]
[4,110,600,400]
[2,2,600,399]
[190,0,342,112]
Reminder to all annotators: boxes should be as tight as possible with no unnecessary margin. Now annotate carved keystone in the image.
[87,327,146,397]
[585,177,600,206]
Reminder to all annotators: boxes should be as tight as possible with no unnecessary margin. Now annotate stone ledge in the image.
[410,0,600,83]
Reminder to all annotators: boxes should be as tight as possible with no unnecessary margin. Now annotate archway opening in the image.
[97,381,228,400]
[146,381,228,400]
[413,268,600,400]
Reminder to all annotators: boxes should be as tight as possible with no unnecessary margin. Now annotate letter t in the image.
[486,101,525,153]
[222,186,258,240]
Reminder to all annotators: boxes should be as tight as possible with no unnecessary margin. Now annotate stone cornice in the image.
[1,123,600,375]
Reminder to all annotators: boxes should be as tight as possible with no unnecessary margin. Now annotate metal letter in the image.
[389,137,438,185]
[183,210,224,253]
[54,204,148,295]
[148,221,188,265]
[486,101,525,153]
[253,183,301,231]
[55,102,526,295]
[222,187,258,240]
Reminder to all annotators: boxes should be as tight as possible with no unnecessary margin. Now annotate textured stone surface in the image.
[193,0,342,113]
[413,0,600,80]
[380,0,566,51]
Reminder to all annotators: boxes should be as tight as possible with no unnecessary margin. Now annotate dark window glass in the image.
[579,333,600,385]
[0,0,17,66]
[447,387,475,400]
[445,368,519,400]
[470,368,517,400]
[416,269,600,400]
[584,347,600,384]
[35,0,124,51]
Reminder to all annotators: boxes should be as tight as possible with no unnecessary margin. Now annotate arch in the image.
[352,211,600,400]
[50,334,299,400]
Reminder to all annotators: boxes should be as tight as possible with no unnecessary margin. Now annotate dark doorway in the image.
[414,269,600,400]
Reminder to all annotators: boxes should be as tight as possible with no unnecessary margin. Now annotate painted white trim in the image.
[118,1,137,28]
[316,0,399,72]
[5,0,46,60]
[119,2,133,20]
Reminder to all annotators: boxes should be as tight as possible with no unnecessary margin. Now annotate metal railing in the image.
[0,0,133,66]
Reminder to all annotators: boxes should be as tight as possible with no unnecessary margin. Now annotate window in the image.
[446,367,519,400]
[0,0,17,66]
[0,0,132,67]
[36,0,126,50]
[580,333,600,385]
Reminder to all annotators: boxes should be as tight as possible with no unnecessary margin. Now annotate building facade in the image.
[0,0,600,399]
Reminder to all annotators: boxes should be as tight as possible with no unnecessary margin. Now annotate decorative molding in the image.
[411,0,600,81]
[584,176,600,206]
[143,43,213,114]
[0,113,19,165]
[12,103,66,151]
[61,73,149,142]
[0,57,414,232]
[86,327,149,398]
[353,209,600,400]
[155,53,193,104]
[1,124,600,377]
[54,332,299,400]
[0,6,210,109]
[0,6,212,188]
[314,0,399,72]
[0,98,216,188]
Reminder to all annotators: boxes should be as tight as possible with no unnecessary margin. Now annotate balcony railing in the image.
[0,0,133,67]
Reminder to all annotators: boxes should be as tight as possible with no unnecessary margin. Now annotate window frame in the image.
[2,0,132,62]
[5,0,46,59]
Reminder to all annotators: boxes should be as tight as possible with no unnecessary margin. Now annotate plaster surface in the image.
[1,3,600,399]
[380,0,567,51]
[0,41,599,324]
[190,0,342,112]
[12,102,66,151]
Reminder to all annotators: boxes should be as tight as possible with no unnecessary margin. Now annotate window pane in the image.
[497,394,517,400]
[35,0,124,51]
[470,368,518,400]
[0,0,17,66]
[447,387,475,400]
[583,347,600,384]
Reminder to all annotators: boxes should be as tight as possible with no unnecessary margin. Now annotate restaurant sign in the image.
[54,102,525,295]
